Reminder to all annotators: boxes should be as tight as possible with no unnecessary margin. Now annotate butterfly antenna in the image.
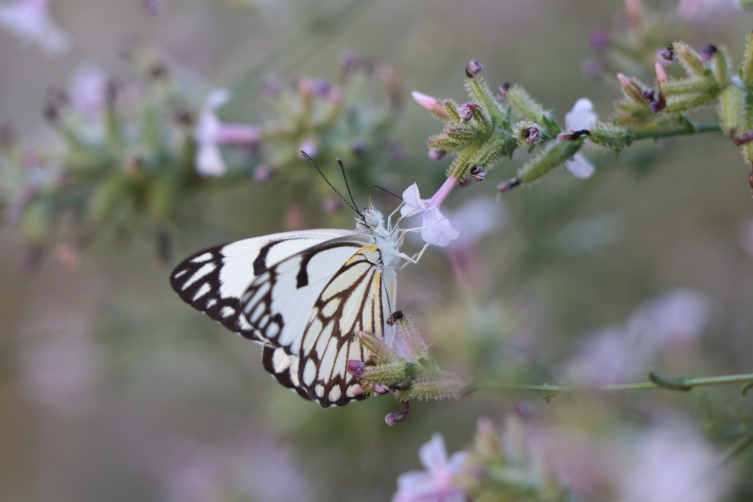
[369,185,403,201]
[337,158,362,213]
[300,152,362,217]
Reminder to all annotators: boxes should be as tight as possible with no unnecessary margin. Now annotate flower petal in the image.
[565,98,597,131]
[196,144,226,177]
[411,91,441,112]
[565,153,595,179]
[400,183,425,217]
[418,433,449,474]
[421,208,459,247]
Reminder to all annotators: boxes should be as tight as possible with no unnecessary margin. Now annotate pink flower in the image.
[0,0,70,55]
[194,88,262,176]
[393,433,469,502]
[401,178,459,247]
[69,62,107,120]
[411,91,444,114]
[615,423,730,502]
[563,98,597,179]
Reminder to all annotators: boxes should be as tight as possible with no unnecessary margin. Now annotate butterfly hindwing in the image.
[298,245,396,407]
[170,229,356,342]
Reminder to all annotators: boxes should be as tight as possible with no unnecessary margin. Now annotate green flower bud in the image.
[663,92,717,114]
[742,31,753,84]
[712,46,732,85]
[517,140,581,184]
[661,77,717,96]
[675,42,707,78]
[506,85,547,125]
[718,85,743,135]
[408,374,466,401]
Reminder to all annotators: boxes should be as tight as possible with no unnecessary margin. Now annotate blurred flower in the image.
[401,178,459,247]
[159,439,226,502]
[587,28,610,51]
[233,430,313,502]
[252,164,274,183]
[68,62,107,121]
[445,197,505,285]
[141,0,167,18]
[392,433,469,502]
[428,148,446,161]
[298,139,317,158]
[563,98,597,179]
[565,289,709,386]
[194,88,262,176]
[677,0,741,20]
[0,0,69,55]
[615,423,729,502]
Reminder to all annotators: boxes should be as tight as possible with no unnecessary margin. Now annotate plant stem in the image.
[628,123,722,141]
[479,372,753,394]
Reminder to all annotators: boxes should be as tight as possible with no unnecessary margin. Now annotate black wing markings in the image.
[298,246,386,407]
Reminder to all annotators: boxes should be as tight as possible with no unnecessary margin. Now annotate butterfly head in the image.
[357,206,385,233]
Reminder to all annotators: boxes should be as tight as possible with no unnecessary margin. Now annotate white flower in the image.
[194,88,230,176]
[0,0,70,55]
[563,98,597,179]
[393,433,469,502]
[194,89,261,177]
[401,179,459,247]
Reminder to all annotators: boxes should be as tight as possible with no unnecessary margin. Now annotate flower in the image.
[392,433,469,502]
[68,62,108,121]
[615,423,730,502]
[677,0,741,21]
[194,88,262,177]
[401,178,459,247]
[411,91,444,114]
[0,0,70,55]
[563,98,597,179]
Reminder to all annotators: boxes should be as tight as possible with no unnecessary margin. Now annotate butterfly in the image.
[169,161,419,407]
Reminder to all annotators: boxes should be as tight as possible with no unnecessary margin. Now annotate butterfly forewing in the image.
[240,236,373,351]
[170,229,355,341]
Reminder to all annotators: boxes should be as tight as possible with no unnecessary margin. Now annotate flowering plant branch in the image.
[414,30,753,200]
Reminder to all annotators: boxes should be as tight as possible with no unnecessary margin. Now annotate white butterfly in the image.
[170,203,423,407]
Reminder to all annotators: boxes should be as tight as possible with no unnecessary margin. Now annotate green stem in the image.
[479,372,753,394]
[628,123,722,141]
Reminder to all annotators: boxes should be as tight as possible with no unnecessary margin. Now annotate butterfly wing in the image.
[169,229,356,342]
[297,244,397,407]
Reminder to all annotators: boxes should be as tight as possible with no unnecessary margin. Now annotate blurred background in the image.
[1,0,753,501]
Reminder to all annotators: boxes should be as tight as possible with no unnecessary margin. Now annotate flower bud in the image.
[660,45,674,61]
[374,383,390,395]
[617,73,650,107]
[411,91,453,121]
[641,89,655,101]
[718,85,743,135]
[506,85,547,125]
[699,45,718,62]
[428,148,446,161]
[587,29,610,51]
[311,77,330,98]
[496,177,521,198]
[743,31,753,85]
[655,62,668,83]
[385,402,409,426]
[497,83,510,101]
[465,60,484,78]
[458,102,476,123]
[474,417,501,458]
[347,360,366,379]
[675,42,706,77]
[386,310,404,326]
[525,124,540,143]
[469,165,486,182]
